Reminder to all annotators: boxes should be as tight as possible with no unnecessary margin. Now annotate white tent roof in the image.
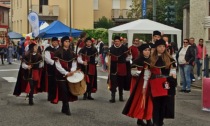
[108,19,182,48]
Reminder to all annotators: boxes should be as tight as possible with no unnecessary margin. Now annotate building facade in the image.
[183,0,209,42]
[11,0,134,34]
[11,0,93,34]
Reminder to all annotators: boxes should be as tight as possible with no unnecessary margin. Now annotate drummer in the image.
[52,36,78,116]
[77,37,98,100]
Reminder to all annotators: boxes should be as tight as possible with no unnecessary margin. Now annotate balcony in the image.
[111,9,136,23]
[32,5,59,20]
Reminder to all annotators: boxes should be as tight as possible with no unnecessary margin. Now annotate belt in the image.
[150,74,169,79]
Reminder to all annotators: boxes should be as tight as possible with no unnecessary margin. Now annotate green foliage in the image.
[127,0,142,18]
[94,16,114,29]
[83,28,108,44]
[130,0,190,30]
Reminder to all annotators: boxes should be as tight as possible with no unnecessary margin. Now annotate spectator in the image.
[0,47,5,64]
[7,42,15,64]
[98,38,104,67]
[102,43,109,72]
[189,37,197,82]
[177,39,195,93]
[196,38,207,80]
[16,41,21,60]
[129,38,140,61]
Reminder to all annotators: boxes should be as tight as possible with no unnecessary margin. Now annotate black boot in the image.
[137,119,146,126]
[119,90,124,101]
[28,93,34,105]
[62,102,71,116]
[87,92,94,100]
[146,120,153,126]
[109,92,115,103]
[83,93,87,100]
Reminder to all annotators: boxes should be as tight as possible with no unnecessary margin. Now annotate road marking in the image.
[0,69,19,72]
[98,76,108,79]
[12,62,21,65]
[2,77,17,82]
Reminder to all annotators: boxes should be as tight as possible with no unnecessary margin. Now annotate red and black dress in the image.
[44,45,59,101]
[13,52,43,105]
[108,44,130,102]
[129,45,139,61]
[78,46,98,99]
[52,48,78,104]
[149,56,177,126]
[122,57,153,121]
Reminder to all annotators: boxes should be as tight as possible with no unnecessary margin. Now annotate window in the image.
[39,0,48,13]
[126,0,132,9]
[2,11,4,23]
[94,0,99,10]
[20,20,22,33]
[112,0,120,9]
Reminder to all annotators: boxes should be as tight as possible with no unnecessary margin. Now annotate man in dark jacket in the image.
[189,37,197,82]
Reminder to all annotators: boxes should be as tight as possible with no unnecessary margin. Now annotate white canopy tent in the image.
[108,19,182,48]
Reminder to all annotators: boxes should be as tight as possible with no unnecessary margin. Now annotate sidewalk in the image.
[191,79,202,89]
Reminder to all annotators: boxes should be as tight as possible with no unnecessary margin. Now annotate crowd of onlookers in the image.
[177,37,207,93]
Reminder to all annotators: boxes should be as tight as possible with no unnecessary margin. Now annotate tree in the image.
[94,16,114,29]
[127,0,142,19]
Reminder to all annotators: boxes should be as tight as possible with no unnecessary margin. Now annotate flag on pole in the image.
[28,12,39,37]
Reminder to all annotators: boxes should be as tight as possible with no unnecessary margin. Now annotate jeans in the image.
[196,59,202,77]
[179,64,192,90]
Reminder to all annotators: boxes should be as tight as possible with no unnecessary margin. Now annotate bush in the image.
[83,28,108,44]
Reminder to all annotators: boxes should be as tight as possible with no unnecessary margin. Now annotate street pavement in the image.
[0,61,210,126]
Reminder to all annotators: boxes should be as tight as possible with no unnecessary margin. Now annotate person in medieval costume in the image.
[52,36,78,116]
[107,36,131,103]
[13,42,43,105]
[122,44,153,126]
[77,37,98,100]
[44,37,60,100]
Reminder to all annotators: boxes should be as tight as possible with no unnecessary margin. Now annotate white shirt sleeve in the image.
[44,51,54,65]
[77,55,84,64]
[143,69,151,89]
[71,61,77,72]
[39,61,44,68]
[22,62,29,69]
[55,60,68,76]
[170,68,176,76]
[25,45,29,52]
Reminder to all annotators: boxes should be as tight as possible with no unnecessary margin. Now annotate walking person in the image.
[147,39,177,126]
[53,36,78,116]
[44,37,60,100]
[7,42,15,64]
[196,38,207,80]
[122,44,153,126]
[77,37,98,100]
[13,42,43,105]
[107,36,131,103]
[176,39,195,93]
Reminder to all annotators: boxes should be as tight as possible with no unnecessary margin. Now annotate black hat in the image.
[51,37,58,42]
[153,30,161,36]
[29,43,36,50]
[61,36,69,43]
[113,36,121,41]
[155,39,166,47]
[148,43,155,48]
[138,44,150,52]
[85,37,92,42]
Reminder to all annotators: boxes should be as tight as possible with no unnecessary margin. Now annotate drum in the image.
[67,71,87,96]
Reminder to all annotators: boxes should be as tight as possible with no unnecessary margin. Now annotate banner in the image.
[142,0,147,18]
[28,12,39,37]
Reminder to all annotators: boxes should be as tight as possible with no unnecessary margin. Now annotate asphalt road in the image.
[0,61,210,126]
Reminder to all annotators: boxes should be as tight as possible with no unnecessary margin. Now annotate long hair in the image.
[150,47,172,69]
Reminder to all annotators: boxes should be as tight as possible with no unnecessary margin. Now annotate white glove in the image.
[131,69,141,77]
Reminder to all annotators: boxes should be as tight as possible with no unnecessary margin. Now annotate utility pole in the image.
[69,0,72,36]
[153,0,156,21]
